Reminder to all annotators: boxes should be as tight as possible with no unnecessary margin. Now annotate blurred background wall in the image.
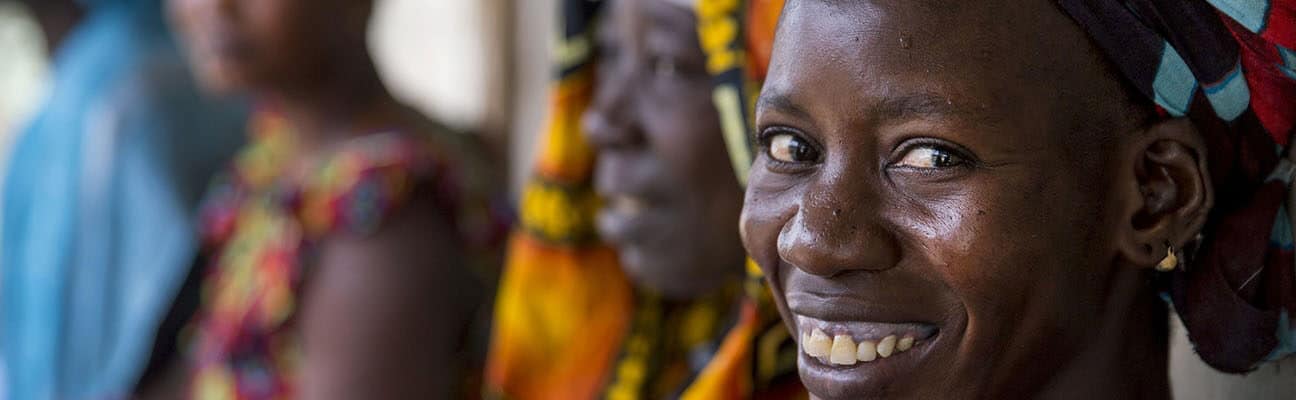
[508,0,556,194]
[369,0,511,141]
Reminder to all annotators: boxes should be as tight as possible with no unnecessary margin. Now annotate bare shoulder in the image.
[298,188,479,399]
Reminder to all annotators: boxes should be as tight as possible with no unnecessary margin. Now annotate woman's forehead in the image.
[760,0,1144,161]
[767,0,1120,120]
[774,0,1081,64]
[599,0,697,42]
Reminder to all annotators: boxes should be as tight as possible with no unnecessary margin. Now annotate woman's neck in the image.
[264,52,404,156]
[1038,268,1171,400]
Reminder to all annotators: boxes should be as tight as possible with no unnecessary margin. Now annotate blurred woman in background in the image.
[485,0,800,398]
[1,0,245,398]
[166,0,507,397]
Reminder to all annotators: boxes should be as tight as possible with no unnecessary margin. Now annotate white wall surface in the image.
[507,0,556,196]
[369,0,506,132]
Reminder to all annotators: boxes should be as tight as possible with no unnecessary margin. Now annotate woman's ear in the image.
[1114,118,1213,269]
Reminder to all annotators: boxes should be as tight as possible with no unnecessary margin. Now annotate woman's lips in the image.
[607,194,647,216]
[795,315,938,366]
[595,194,652,244]
[783,289,946,397]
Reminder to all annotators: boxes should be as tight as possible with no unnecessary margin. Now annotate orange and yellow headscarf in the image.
[485,0,797,399]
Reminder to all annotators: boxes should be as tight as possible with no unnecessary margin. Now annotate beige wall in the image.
[1,0,508,140]
[507,0,557,196]
[369,0,509,133]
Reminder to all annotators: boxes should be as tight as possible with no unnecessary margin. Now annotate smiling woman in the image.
[741,0,1295,399]
[583,0,747,300]
[485,0,803,398]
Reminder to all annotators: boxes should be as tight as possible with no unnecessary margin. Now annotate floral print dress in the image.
[186,113,507,399]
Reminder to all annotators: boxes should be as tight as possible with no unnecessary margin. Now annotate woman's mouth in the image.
[607,194,647,216]
[596,194,655,244]
[796,315,938,367]
[786,291,948,398]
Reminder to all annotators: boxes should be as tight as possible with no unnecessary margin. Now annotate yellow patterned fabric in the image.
[485,1,800,399]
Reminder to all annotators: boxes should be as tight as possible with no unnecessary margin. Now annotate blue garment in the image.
[0,1,246,398]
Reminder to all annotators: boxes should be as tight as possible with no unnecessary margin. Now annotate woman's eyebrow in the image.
[875,93,974,122]
[756,89,812,121]
[880,93,1006,127]
[758,89,997,126]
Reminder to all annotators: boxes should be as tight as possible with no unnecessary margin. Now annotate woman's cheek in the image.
[741,174,800,274]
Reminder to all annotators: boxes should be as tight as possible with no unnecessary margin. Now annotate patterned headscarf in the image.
[485,0,798,399]
[1058,0,1295,372]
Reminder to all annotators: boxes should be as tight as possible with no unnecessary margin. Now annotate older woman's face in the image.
[583,0,746,299]
[168,0,363,92]
[742,0,1147,398]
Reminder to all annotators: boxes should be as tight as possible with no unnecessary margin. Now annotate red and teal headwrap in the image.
[1059,0,1295,373]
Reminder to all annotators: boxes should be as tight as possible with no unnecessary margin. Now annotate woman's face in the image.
[742,0,1149,398]
[583,0,747,299]
[168,0,363,92]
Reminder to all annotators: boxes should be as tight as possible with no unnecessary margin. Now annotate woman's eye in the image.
[652,56,679,78]
[894,146,964,169]
[768,133,820,163]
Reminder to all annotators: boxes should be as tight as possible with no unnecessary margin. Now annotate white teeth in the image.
[856,340,878,362]
[805,329,832,358]
[877,335,898,358]
[830,335,858,365]
[802,328,922,365]
[897,336,915,352]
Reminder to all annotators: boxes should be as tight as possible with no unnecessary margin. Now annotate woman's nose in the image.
[581,67,642,151]
[581,106,640,150]
[777,173,901,277]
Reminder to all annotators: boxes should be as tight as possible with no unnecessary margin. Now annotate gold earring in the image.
[1156,245,1178,272]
